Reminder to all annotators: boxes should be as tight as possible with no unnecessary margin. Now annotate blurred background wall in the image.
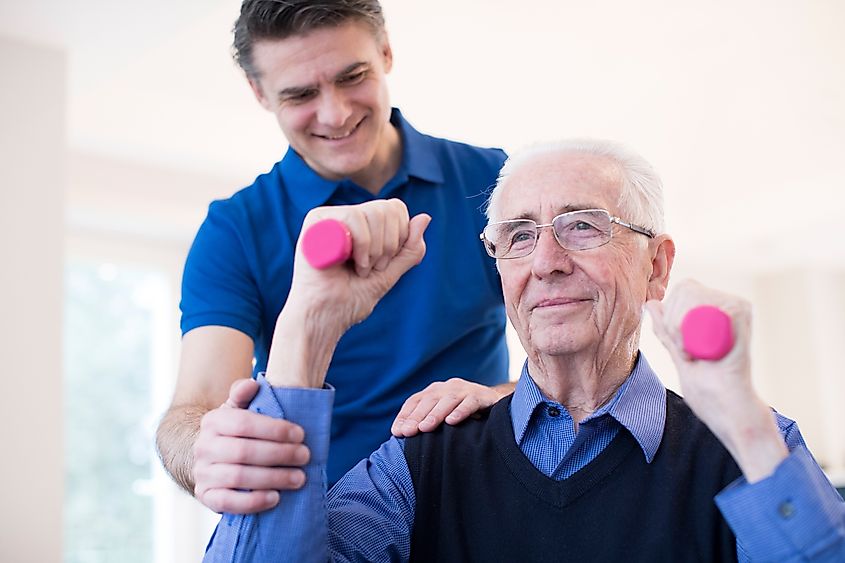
[1,0,843,560]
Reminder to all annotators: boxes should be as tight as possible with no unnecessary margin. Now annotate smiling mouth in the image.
[315,116,365,141]
[533,298,591,310]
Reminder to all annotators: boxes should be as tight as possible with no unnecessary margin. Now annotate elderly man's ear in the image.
[646,235,676,302]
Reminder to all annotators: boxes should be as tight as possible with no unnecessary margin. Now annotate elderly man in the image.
[203,140,845,562]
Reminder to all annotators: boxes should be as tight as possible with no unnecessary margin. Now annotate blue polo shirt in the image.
[180,109,509,482]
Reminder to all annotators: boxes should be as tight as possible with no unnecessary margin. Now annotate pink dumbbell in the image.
[680,305,734,360]
[302,219,352,269]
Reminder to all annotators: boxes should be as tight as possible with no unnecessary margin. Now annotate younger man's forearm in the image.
[156,405,206,495]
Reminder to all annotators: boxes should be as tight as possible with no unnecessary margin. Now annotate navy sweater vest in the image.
[404,390,741,562]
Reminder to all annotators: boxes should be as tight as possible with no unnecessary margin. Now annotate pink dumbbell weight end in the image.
[680,306,734,360]
[302,219,352,269]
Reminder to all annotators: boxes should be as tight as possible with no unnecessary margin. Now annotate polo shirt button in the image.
[547,406,561,417]
[778,501,795,519]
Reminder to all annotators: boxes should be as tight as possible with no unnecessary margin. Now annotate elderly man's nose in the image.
[531,229,573,276]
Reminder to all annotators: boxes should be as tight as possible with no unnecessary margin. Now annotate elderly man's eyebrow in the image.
[558,203,599,214]
[508,203,599,221]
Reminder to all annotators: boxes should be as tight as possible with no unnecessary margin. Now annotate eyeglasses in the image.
[480,208,655,259]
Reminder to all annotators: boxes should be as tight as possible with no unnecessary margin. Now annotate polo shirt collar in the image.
[510,352,667,464]
[394,108,445,185]
[279,108,445,214]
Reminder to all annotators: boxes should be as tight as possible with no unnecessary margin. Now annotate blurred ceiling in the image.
[2,0,844,270]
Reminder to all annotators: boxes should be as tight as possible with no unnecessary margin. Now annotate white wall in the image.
[0,36,65,562]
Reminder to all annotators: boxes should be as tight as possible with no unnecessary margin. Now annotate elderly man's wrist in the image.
[265,307,344,388]
[715,400,788,482]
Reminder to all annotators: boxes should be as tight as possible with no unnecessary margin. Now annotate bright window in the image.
[63,260,169,563]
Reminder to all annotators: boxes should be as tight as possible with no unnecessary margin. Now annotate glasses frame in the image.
[479,208,656,259]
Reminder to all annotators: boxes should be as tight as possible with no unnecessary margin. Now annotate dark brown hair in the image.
[233,0,386,79]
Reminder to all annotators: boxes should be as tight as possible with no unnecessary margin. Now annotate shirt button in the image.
[778,501,795,519]
[547,406,561,417]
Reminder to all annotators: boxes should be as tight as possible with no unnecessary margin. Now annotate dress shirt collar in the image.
[280,108,445,214]
[510,352,667,463]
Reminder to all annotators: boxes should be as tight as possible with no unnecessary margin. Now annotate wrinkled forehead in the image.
[494,152,624,221]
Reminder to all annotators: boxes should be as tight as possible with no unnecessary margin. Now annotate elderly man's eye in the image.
[573,221,600,231]
[512,230,535,243]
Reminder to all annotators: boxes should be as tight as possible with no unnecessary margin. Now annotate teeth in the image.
[320,118,362,140]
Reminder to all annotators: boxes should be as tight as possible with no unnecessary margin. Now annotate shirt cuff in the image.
[716,446,845,560]
[251,373,334,466]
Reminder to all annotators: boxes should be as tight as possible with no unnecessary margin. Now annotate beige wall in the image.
[0,36,65,561]
[755,269,845,471]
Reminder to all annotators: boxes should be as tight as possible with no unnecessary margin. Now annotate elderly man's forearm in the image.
[265,306,345,388]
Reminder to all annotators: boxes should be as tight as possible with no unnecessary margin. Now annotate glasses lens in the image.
[483,220,537,258]
[553,210,612,250]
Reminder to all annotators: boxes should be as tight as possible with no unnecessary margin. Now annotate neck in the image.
[351,121,402,194]
[527,344,638,427]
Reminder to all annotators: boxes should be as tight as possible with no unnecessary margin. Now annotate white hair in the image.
[484,139,665,234]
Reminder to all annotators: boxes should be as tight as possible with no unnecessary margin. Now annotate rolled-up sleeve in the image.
[203,374,334,563]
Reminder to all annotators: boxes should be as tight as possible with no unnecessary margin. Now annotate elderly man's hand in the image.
[266,200,430,389]
[289,199,430,334]
[390,379,515,437]
[646,279,787,482]
[193,378,310,514]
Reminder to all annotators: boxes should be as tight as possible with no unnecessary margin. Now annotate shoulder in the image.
[661,391,741,479]
[404,118,506,173]
[428,134,507,171]
[666,390,805,448]
[397,110,507,171]
[663,389,722,444]
[422,136,506,210]
[665,388,690,413]
[187,159,291,269]
[403,397,511,488]
[404,396,507,456]
[201,161,287,230]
